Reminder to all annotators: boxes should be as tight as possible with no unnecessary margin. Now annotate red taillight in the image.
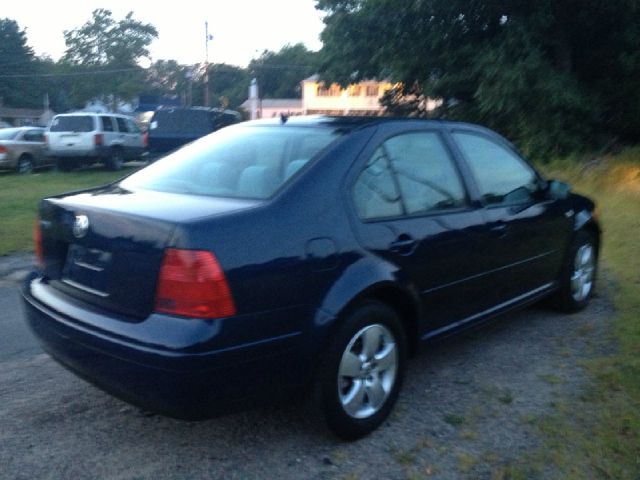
[0,145,7,154]
[34,219,44,268]
[143,132,148,148]
[43,133,48,146]
[94,133,103,146]
[155,249,236,319]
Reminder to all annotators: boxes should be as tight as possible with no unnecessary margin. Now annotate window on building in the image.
[317,84,341,97]
[365,85,379,97]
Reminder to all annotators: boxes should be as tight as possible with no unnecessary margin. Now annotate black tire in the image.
[106,148,124,171]
[16,154,34,174]
[552,230,598,312]
[315,301,407,440]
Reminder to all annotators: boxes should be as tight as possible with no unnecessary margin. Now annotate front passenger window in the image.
[115,117,129,133]
[452,132,539,206]
[127,119,140,133]
[24,131,44,142]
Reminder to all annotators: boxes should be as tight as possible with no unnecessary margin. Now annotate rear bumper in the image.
[45,149,102,159]
[22,278,314,418]
[0,157,17,168]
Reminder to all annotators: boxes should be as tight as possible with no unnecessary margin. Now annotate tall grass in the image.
[538,149,640,478]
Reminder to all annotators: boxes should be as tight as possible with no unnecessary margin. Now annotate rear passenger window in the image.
[353,149,403,220]
[353,132,466,220]
[100,116,114,132]
[24,130,44,142]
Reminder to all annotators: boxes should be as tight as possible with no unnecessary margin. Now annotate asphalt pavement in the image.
[0,253,40,361]
[0,285,41,361]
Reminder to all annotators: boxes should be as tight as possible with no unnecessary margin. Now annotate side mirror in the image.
[547,179,571,200]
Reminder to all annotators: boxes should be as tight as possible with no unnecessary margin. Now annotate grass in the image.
[0,165,141,255]
[535,148,640,478]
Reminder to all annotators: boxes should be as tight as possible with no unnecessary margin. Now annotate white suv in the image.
[45,113,146,170]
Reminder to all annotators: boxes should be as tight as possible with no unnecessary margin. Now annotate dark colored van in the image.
[147,107,241,157]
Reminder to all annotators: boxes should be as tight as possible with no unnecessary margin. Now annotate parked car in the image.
[147,107,241,157]
[45,112,146,171]
[23,117,600,440]
[0,127,51,174]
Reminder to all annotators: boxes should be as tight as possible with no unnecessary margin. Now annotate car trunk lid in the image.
[38,186,260,320]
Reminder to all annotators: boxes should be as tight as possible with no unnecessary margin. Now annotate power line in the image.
[0,67,141,79]
[0,63,317,79]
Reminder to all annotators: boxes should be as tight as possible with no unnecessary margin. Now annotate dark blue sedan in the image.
[23,116,600,439]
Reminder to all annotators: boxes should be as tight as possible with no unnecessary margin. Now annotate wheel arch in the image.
[17,152,34,172]
[573,204,601,256]
[357,284,421,356]
[314,263,422,359]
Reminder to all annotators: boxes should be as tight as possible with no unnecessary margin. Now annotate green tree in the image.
[248,43,317,98]
[208,64,250,109]
[144,62,249,110]
[317,0,640,158]
[0,18,45,109]
[146,60,191,99]
[60,9,158,108]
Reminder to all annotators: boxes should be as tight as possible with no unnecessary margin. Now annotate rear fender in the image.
[312,257,421,354]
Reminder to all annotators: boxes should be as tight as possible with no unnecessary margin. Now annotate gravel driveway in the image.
[0,255,614,480]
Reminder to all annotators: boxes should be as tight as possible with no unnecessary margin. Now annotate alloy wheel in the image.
[337,323,398,419]
[571,243,595,302]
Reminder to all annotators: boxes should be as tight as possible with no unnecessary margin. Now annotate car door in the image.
[350,128,493,334]
[99,115,117,153]
[450,130,573,301]
[125,118,144,158]
[22,129,46,166]
[113,117,133,158]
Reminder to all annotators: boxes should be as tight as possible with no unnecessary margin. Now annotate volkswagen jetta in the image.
[23,116,600,439]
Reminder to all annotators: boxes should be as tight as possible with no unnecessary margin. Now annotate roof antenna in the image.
[280,113,288,124]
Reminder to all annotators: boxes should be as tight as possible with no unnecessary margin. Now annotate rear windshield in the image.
[150,110,214,135]
[121,125,341,199]
[0,128,19,140]
[50,116,94,132]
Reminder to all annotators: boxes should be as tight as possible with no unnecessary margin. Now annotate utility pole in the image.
[204,22,213,107]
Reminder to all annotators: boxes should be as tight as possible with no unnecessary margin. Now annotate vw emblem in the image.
[73,214,90,239]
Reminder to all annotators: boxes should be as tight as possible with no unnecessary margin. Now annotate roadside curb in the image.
[0,253,34,283]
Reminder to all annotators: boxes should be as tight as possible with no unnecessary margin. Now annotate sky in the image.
[3,0,326,67]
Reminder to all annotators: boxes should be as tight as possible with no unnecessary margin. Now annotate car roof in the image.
[53,112,130,118]
[244,115,502,137]
[0,126,43,133]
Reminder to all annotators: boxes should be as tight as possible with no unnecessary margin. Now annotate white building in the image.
[241,76,394,119]
[301,75,393,116]
[240,76,441,119]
